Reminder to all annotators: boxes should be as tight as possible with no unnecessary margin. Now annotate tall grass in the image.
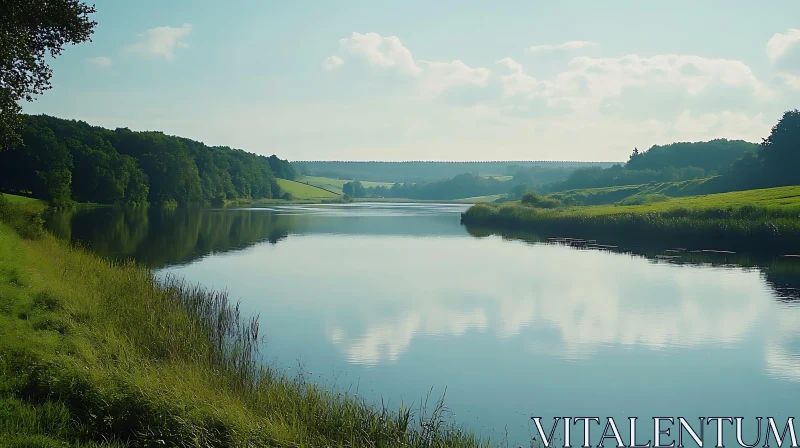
[462,186,800,254]
[0,197,490,447]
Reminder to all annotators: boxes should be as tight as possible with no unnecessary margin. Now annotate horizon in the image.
[20,1,800,161]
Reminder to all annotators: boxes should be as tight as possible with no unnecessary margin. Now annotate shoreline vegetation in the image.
[0,194,488,447]
[461,186,800,255]
[462,110,800,255]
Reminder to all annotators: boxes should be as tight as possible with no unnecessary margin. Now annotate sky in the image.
[22,0,800,161]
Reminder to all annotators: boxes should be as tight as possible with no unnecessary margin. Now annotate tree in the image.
[1,1,97,150]
[343,180,365,197]
[508,183,528,200]
[760,109,800,186]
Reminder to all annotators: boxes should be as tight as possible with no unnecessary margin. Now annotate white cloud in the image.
[767,29,800,66]
[540,54,774,114]
[767,29,800,90]
[526,40,599,54]
[417,59,490,95]
[328,32,772,117]
[327,32,489,97]
[495,57,539,97]
[779,73,800,91]
[125,23,192,59]
[86,56,112,68]
[335,32,421,76]
[322,55,343,70]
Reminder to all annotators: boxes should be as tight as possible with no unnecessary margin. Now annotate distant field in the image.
[299,176,395,194]
[480,175,512,181]
[276,179,341,200]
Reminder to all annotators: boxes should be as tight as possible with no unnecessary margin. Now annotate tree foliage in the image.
[365,173,511,200]
[626,139,756,172]
[1,0,97,149]
[759,109,800,186]
[0,115,295,206]
[342,180,365,197]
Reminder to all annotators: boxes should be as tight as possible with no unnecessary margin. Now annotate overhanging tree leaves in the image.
[0,0,97,150]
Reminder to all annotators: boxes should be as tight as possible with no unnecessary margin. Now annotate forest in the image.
[0,115,297,207]
[334,138,773,201]
[344,173,511,200]
[294,160,615,183]
[539,139,758,193]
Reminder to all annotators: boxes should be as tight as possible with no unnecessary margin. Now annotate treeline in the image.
[542,139,757,193]
[0,115,297,207]
[345,173,512,200]
[295,160,615,183]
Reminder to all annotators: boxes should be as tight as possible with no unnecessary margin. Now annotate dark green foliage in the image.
[546,115,799,196]
[365,173,512,200]
[267,155,297,180]
[0,1,97,150]
[548,164,709,193]
[507,184,528,200]
[342,180,366,197]
[519,193,563,208]
[0,115,293,205]
[626,139,756,172]
[759,109,800,186]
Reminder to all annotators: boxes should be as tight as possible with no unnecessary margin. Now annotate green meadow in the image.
[275,178,342,200]
[0,194,486,447]
[547,177,725,206]
[299,176,396,195]
[461,186,800,254]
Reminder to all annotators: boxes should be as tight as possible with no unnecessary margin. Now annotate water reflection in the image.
[47,204,800,383]
[46,204,468,268]
[320,238,769,364]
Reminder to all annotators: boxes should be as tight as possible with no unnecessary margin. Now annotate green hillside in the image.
[299,176,395,195]
[276,179,341,200]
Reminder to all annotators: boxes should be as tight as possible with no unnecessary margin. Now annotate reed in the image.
[0,196,489,447]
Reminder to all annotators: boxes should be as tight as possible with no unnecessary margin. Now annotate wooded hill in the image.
[0,115,297,207]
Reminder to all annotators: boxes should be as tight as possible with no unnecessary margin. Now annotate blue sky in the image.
[23,0,800,161]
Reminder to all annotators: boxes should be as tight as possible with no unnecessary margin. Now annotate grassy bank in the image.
[461,186,800,254]
[276,179,342,200]
[0,194,486,447]
[547,177,726,206]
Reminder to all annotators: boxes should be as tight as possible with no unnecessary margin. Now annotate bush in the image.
[520,192,563,208]
[280,192,294,201]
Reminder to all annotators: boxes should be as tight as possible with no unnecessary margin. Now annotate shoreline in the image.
[461,186,800,256]
[0,195,488,447]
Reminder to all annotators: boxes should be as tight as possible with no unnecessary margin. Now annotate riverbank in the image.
[0,195,486,447]
[461,186,800,255]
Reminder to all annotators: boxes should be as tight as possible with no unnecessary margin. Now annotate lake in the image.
[47,203,800,447]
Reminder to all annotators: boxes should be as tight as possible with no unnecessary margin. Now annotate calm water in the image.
[47,204,800,446]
